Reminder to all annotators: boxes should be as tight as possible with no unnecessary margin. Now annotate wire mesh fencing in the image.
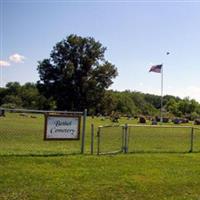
[97,125,124,155]
[193,128,200,152]
[97,124,200,154]
[0,109,85,156]
[128,125,192,153]
[1,111,200,156]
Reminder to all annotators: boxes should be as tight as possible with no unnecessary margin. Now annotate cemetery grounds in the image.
[0,113,200,200]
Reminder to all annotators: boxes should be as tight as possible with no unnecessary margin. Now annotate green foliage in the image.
[2,95,23,107]
[37,34,118,111]
[5,82,21,95]
[0,79,200,120]
[0,103,18,109]
[144,93,161,109]
[101,90,158,117]
[191,112,199,120]
[100,91,118,115]
[1,80,200,118]
[0,82,55,110]
[166,98,179,116]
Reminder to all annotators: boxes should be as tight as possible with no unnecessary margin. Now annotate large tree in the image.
[37,34,118,111]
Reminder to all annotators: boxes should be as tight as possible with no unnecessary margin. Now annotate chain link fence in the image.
[97,124,200,154]
[128,125,191,153]
[0,109,86,156]
[97,125,124,155]
[193,127,200,152]
[1,111,200,156]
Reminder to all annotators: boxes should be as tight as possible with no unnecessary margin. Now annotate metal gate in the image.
[96,124,200,155]
[96,125,125,155]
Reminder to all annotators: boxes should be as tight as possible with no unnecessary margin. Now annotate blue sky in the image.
[1,0,200,101]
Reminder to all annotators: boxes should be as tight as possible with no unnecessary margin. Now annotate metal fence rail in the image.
[0,109,86,156]
[97,125,124,155]
[97,124,200,154]
[0,108,83,114]
[1,111,200,156]
[128,125,192,153]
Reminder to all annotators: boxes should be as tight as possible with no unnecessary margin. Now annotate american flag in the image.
[149,64,163,73]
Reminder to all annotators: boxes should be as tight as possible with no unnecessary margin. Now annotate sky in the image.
[0,0,200,102]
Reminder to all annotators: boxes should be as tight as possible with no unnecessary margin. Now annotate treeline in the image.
[1,82,200,120]
[0,82,56,110]
[101,90,200,120]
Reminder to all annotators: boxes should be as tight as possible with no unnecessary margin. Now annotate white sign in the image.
[44,115,80,140]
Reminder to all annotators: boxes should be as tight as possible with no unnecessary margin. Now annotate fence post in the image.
[97,127,101,155]
[121,126,125,152]
[189,127,194,153]
[124,124,128,153]
[91,124,94,155]
[81,109,87,154]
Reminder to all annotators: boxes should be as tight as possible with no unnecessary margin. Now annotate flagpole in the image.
[160,52,170,123]
[160,64,163,123]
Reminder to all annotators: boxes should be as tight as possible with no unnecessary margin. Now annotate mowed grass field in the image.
[1,113,200,199]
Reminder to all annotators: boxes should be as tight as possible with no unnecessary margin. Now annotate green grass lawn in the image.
[1,113,200,199]
[1,154,200,200]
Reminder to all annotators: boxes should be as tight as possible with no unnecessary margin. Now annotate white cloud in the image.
[9,53,26,63]
[0,60,10,67]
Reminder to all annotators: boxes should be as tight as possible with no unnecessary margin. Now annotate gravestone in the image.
[0,109,5,117]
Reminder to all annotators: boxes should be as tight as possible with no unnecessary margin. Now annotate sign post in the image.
[81,109,87,154]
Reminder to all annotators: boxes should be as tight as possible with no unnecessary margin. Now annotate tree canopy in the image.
[0,82,200,119]
[37,34,118,111]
